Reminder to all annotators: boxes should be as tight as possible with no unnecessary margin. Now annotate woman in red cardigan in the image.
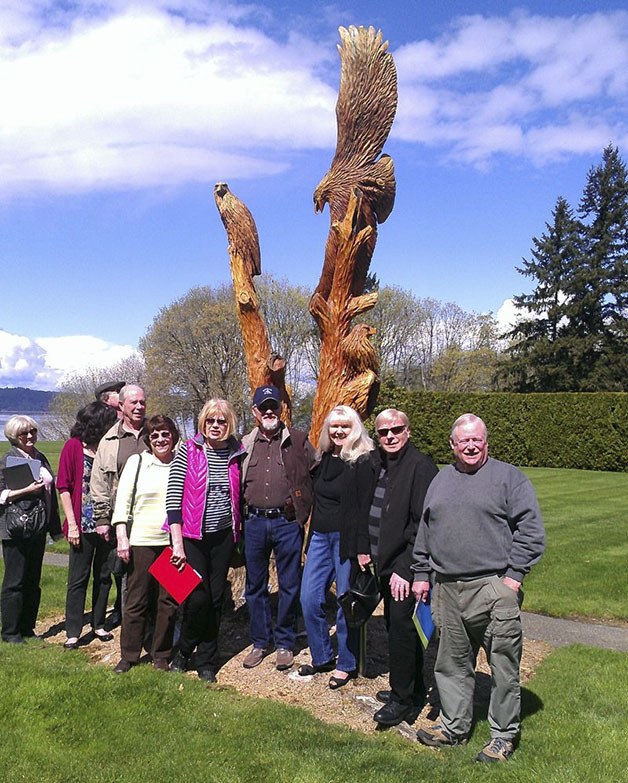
[57,401,117,649]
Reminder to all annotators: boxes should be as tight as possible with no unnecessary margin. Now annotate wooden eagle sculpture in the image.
[214,182,261,278]
[313,25,397,300]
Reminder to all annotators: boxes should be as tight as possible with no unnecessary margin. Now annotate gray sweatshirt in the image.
[412,457,546,583]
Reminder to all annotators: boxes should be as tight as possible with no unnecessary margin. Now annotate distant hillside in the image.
[0,387,56,412]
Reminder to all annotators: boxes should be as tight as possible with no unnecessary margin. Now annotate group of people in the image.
[0,382,546,763]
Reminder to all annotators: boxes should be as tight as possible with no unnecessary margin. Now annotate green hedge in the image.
[374,385,628,471]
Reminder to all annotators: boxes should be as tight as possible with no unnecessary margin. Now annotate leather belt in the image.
[247,506,286,519]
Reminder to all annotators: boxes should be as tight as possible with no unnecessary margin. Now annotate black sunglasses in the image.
[206,417,227,426]
[377,425,406,437]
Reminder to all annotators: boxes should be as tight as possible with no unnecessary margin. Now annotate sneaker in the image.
[275,648,294,671]
[243,646,273,669]
[417,723,468,747]
[476,737,515,763]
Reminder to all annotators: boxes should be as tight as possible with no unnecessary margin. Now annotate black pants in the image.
[381,576,425,707]
[65,532,113,638]
[1,533,47,640]
[179,529,234,669]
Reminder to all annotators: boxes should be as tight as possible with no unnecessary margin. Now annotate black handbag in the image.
[4,498,47,540]
[338,564,381,628]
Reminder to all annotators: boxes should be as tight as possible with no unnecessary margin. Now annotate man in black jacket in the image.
[358,408,438,726]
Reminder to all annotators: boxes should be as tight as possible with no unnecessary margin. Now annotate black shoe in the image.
[94,630,114,642]
[298,660,336,677]
[63,640,79,650]
[114,659,134,674]
[376,689,392,703]
[170,651,190,673]
[2,635,25,644]
[374,701,420,727]
[197,668,217,682]
[104,611,121,631]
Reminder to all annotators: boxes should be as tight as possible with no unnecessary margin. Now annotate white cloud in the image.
[0,2,335,197]
[1,4,628,195]
[394,10,628,165]
[495,298,521,334]
[0,329,136,390]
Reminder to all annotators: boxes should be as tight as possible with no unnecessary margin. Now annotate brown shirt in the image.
[116,424,148,476]
[244,428,291,509]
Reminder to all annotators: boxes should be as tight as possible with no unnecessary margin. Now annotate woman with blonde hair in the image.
[0,416,62,643]
[165,399,245,682]
[299,405,374,688]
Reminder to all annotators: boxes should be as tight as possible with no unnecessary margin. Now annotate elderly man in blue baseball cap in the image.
[240,385,315,672]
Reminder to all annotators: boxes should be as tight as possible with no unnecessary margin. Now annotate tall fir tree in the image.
[566,144,628,390]
[503,196,581,391]
[504,146,628,392]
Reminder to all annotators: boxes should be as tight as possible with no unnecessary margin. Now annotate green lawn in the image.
[0,642,625,783]
[521,467,628,621]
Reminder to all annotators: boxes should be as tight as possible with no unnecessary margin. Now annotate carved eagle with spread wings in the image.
[313,26,397,299]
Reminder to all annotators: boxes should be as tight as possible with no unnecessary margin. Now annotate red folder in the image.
[148,546,202,604]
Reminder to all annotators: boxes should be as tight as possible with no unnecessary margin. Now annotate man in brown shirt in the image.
[241,385,314,671]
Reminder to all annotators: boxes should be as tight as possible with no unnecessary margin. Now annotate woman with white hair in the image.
[299,405,374,689]
[0,415,61,643]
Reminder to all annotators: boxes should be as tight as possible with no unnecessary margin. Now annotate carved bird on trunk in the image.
[214,182,261,278]
[313,26,397,299]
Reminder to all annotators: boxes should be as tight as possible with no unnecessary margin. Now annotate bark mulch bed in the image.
[37,581,552,740]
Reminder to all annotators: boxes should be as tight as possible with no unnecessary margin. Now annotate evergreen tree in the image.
[565,144,628,390]
[503,196,581,391]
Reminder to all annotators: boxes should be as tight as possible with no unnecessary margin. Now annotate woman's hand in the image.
[170,543,187,572]
[67,523,81,548]
[357,553,372,572]
[8,479,44,501]
[116,527,131,563]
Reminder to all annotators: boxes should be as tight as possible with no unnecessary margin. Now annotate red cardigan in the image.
[56,437,86,534]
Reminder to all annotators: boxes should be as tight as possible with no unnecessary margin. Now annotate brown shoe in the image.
[114,659,134,674]
[275,648,294,670]
[243,646,273,669]
[153,659,170,671]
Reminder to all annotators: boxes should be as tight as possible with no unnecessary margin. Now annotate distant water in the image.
[0,412,58,441]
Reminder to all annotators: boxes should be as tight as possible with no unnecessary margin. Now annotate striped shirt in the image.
[368,467,387,564]
[166,441,232,534]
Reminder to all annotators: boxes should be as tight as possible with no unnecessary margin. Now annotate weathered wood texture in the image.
[214,182,291,424]
[309,25,397,441]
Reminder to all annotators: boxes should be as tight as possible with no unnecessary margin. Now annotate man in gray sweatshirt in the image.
[412,413,545,763]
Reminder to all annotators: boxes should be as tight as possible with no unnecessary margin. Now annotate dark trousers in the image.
[244,514,303,650]
[120,545,178,663]
[1,533,47,640]
[179,529,234,670]
[381,577,425,707]
[65,532,113,638]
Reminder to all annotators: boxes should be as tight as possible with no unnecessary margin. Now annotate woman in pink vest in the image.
[165,399,245,682]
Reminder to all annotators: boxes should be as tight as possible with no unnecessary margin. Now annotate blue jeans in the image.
[244,514,303,650]
[300,530,358,673]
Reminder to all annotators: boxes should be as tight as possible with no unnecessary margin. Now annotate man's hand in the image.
[96,524,111,542]
[357,553,372,571]
[412,580,430,603]
[502,576,521,593]
[389,572,410,602]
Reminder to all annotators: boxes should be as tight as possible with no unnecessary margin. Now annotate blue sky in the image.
[1,0,627,390]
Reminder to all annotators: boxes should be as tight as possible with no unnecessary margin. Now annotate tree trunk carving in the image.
[214,182,291,424]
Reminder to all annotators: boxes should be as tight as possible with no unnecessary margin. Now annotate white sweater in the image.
[112,453,171,547]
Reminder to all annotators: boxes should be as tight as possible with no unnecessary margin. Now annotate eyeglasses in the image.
[258,404,278,413]
[149,430,173,440]
[377,425,406,437]
[206,417,227,426]
[17,429,37,437]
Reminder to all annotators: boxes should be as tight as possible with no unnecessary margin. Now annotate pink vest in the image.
[164,436,244,542]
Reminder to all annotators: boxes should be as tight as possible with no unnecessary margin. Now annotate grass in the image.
[0,642,626,783]
[521,467,628,621]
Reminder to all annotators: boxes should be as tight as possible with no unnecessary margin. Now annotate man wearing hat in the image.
[240,385,315,671]
[95,381,126,414]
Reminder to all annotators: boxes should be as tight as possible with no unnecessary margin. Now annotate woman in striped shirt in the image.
[165,399,245,682]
